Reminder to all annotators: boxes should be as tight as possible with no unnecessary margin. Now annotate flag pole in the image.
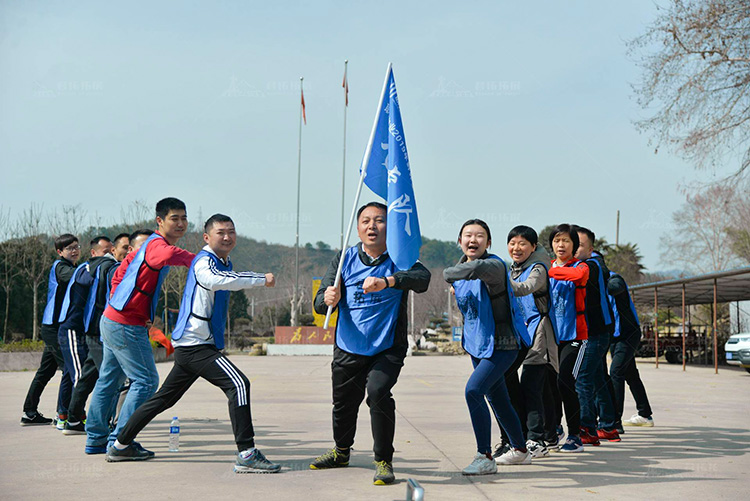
[339,60,349,250]
[324,63,392,329]
[294,76,304,326]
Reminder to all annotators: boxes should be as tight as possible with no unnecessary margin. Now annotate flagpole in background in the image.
[293,76,305,327]
[324,63,392,329]
[339,60,349,250]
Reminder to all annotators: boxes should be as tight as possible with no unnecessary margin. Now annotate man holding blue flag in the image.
[310,65,431,486]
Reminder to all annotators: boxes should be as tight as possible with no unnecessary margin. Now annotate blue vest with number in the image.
[513,262,557,346]
[171,250,231,349]
[109,233,169,322]
[336,247,403,356]
[549,261,586,342]
[42,261,62,326]
[608,271,640,338]
[58,263,90,324]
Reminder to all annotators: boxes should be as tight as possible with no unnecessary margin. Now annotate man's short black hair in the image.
[549,224,580,257]
[356,202,387,220]
[129,229,154,247]
[507,225,538,246]
[55,234,78,252]
[204,213,234,233]
[113,233,130,245]
[155,197,187,219]
[573,225,596,245]
[89,236,112,248]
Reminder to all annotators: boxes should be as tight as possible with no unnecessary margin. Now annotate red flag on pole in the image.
[301,88,307,125]
[342,67,348,107]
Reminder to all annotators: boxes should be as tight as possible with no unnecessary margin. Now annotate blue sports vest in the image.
[586,255,613,326]
[108,233,169,322]
[513,261,557,346]
[335,246,403,356]
[83,262,110,332]
[171,250,231,349]
[608,272,639,338]
[549,261,586,342]
[58,263,89,324]
[454,255,530,358]
[42,261,62,325]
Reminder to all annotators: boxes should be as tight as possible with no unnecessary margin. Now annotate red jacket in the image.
[549,259,589,340]
[103,233,195,326]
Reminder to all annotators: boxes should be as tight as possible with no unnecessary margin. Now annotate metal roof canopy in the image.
[630,267,750,308]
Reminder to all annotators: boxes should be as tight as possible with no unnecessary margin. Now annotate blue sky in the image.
[0,1,735,271]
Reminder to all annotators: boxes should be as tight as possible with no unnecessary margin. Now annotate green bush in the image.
[1,339,45,352]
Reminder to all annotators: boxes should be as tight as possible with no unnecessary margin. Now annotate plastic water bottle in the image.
[169,417,180,452]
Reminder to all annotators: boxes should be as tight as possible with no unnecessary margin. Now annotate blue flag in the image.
[361,65,421,271]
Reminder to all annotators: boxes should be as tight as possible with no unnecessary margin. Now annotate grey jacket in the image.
[443,252,518,352]
[509,246,559,370]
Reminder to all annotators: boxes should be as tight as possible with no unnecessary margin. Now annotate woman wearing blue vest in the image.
[444,219,529,475]
[507,225,559,457]
[310,202,431,486]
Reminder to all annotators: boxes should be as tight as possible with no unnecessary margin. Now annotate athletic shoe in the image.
[579,427,600,446]
[62,421,86,435]
[373,460,395,485]
[597,428,621,442]
[54,414,68,431]
[234,448,281,474]
[309,448,350,470]
[106,443,153,462]
[526,440,549,458]
[131,441,155,458]
[624,414,654,427]
[546,435,560,449]
[559,435,584,453]
[495,448,531,465]
[616,421,625,434]
[557,425,565,444]
[491,442,511,459]
[462,453,497,475]
[20,412,53,426]
[85,444,107,455]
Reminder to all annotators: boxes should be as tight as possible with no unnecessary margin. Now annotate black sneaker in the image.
[491,442,511,459]
[62,421,86,435]
[309,448,350,469]
[20,412,53,426]
[105,443,154,462]
[373,460,395,485]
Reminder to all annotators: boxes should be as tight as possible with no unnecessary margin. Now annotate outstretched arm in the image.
[194,256,270,291]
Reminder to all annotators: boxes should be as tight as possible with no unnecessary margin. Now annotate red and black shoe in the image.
[597,428,622,442]
[579,427,601,446]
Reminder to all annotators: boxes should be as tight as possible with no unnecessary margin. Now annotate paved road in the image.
[1,355,747,500]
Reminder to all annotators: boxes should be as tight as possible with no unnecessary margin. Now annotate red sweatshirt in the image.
[103,233,195,326]
[549,259,589,340]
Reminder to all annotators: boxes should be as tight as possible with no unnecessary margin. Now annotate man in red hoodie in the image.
[85,198,195,457]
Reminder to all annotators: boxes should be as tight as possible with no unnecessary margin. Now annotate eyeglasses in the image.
[64,244,81,251]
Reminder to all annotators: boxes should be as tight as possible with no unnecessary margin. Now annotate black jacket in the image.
[584,252,614,336]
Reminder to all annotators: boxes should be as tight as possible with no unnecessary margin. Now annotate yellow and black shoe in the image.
[373,460,395,485]
[309,447,350,470]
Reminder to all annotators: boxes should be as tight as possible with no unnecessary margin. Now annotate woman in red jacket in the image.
[547,224,589,452]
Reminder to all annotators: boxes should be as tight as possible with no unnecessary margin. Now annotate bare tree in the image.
[17,205,54,341]
[726,178,750,263]
[0,240,24,342]
[660,183,741,273]
[119,200,152,228]
[629,0,750,175]
[47,204,88,236]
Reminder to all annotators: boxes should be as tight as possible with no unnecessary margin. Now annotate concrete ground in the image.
[1,354,748,501]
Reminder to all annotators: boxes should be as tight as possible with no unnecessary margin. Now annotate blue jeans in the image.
[466,349,525,454]
[85,317,159,447]
[576,333,616,430]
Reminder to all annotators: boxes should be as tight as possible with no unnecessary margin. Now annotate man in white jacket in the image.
[106,214,281,474]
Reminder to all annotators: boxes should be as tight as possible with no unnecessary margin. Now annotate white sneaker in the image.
[495,447,531,465]
[526,440,549,458]
[462,453,497,475]
[623,414,654,427]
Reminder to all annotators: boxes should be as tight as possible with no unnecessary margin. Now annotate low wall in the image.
[1,347,172,372]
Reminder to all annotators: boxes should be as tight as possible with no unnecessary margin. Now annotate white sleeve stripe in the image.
[207,259,265,280]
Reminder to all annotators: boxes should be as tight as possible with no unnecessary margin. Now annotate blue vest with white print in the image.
[108,233,169,322]
[171,250,231,349]
[42,261,63,326]
[549,261,586,342]
[335,246,403,356]
[513,261,557,346]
